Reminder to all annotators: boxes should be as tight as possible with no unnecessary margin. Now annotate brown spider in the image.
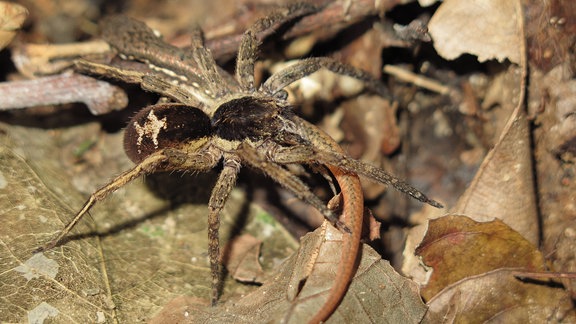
[36,3,442,320]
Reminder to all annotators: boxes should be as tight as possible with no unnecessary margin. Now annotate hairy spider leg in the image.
[206,154,241,306]
[236,142,349,232]
[272,118,444,208]
[35,153,168,253]
[189,25,231,99]
[140,75,207,109]
[75,59,208,109]
[262,57,390,98]
[75,59,146,84]
[235,3,318,91]
[101,15,215,102]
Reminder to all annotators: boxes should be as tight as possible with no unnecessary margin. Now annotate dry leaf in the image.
[428,0,523,63]
[452,108,539,244]
[416,215,545,300]
[152,223,427,323]
[452,90,539,244]
[426,268,576,322]
[223,234,265,283]
[0,143,111,322]
[418,215,576,321]
[0,2,27,50]
[149,296,209,324]
[441,1,538,243]
[421,0,535,246]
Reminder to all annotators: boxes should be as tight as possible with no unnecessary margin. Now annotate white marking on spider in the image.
[133,110,168,153]
[148,64,188,81]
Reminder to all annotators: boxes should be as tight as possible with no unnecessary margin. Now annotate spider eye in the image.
[124,103,212,163]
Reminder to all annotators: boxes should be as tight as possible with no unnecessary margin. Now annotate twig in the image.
[513,270,576,280]
[205,0,399,60]
[383,64,453,95]
[11,40,110,78]
[0,72,127,115]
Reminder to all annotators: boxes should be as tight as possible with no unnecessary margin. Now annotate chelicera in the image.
[37,3,442,317]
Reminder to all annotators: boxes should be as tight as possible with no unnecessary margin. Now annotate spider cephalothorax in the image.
[37,3,442,320]
[210,96,302,145]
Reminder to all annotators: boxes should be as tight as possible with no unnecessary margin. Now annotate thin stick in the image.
[383,64,453,95]
[0,72,127,115]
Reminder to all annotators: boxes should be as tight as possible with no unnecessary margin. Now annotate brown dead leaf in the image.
[338,22,383,78]
[0,137,112,322]
[149,296,209,324]
[426,268,576,322]
[416,215,545,300]
[152,223,427,323]
[0,2,27,50]
[417,216,576,321]
[223,234,265,283]
[452,106,539,244]
[428,0,523,64]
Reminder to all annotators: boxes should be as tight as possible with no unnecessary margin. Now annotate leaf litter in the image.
[1,0,575,322]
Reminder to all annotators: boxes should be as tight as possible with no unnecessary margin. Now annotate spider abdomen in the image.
[124,103,213,163]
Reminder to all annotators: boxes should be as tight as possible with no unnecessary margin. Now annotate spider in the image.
[37,3,442,319]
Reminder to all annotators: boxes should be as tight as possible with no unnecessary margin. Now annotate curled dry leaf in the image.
[403,46,534,286]
[0,2,27,50]
[404,0,535,285]
[417,215,576,322]
[452,105,539,244]
[11,40,111,78]
[426,268,576,322]
[428,0,523,63]
[447,24,538,242]
[415,215,545,300]
[222,234,265,283]
[152,223,427,323]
